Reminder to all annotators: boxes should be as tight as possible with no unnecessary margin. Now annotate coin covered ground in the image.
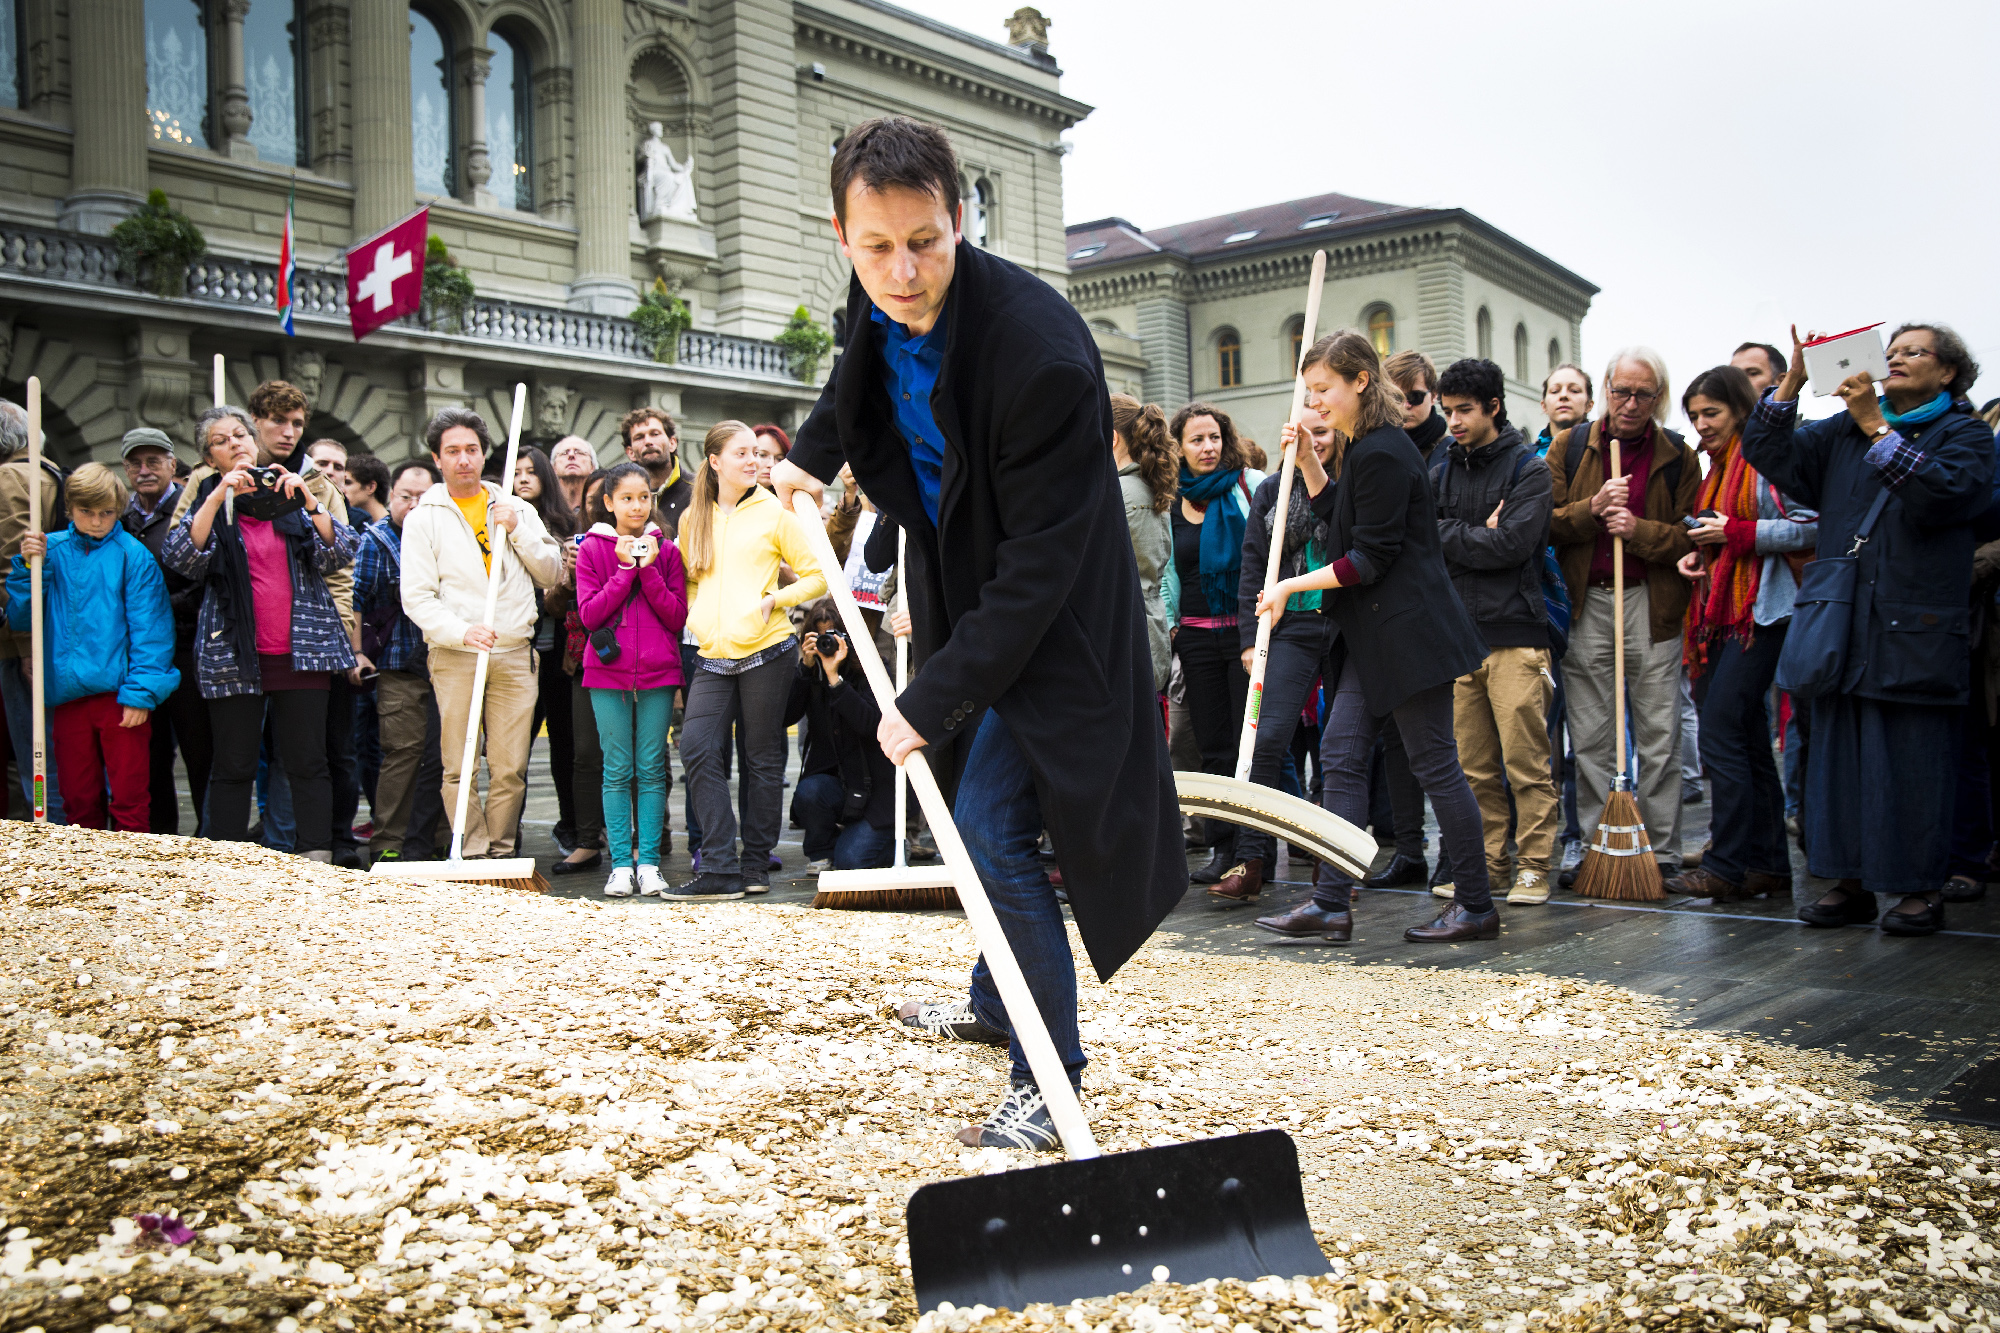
[0,823,1995,1333]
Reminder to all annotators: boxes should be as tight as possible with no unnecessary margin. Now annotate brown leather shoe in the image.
[1253,901,1351,941]
[1403,902,1500,942]
[1739,869,1792,898]
[1665,866,1741,900]
[1208,858,1264,905]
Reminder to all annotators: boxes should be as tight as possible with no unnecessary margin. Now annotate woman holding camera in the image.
[162,404,358,857]
[1669,366,1816,903]
[675,421,826,899]
[786,597,895,872]
[576,461,688,898]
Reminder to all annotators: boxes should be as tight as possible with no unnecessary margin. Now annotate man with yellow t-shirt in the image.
[400,407,563,858]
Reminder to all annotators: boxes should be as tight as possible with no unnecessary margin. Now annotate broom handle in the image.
[892,524,909,870]
[1609,435,1627,777]
[1234,249,1327,781]
[446,383,527,862]
[26,377,44,823]
[791,491,1099,1161]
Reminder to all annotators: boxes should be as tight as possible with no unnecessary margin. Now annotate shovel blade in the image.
[907,1129,1327,1312]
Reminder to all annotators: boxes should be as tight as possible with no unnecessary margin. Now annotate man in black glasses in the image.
[1386,349,1449,464]
[1546,348,1702,887]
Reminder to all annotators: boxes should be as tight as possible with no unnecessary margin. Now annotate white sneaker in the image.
[806,858,832,874]
[604,867,636,898]
[1559,839,1586,874]
[636,865,668,896]
[1508,869,1550,906]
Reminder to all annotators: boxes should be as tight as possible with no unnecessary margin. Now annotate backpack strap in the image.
[1562,422,1589,485]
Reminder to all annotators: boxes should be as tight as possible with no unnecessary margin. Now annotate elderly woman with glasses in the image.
[1743,323,1994,937]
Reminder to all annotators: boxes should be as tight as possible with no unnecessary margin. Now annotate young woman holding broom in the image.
[1251,330,1495,943]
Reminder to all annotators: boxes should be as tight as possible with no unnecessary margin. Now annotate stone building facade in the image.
[0,0,1087,467]
[1065,191,1598,446]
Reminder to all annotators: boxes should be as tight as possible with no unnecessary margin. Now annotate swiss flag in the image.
[345,207,429,341]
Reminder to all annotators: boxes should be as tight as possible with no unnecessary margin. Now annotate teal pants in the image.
[589,687,673,869]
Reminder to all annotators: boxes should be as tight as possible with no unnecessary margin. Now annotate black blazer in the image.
[789,240,1183,982]
[1323,423,1486,713]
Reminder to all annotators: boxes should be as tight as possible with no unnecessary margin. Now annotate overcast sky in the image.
[900,0,2000,425]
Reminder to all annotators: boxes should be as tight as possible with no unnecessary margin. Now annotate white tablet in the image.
[1802,324,1890,397]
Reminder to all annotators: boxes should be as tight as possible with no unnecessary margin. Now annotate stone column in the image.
[218,0,257,162]
[459,45,494,208]
[303,2,352,179]
[1415,243,1468,363]
[349,0,414,238]
[567,0,636,313]
[1135,292,1191,410]
[705,0,800,337]
[62,0,147,234]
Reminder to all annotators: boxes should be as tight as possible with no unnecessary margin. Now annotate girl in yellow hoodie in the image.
[671,420,826,897]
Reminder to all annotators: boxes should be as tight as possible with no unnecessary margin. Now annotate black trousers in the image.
[148,645,212,836]
[1695,625,1791,885]
[682,656,792,880]
[532,641,579,844]
[325,674,360,858]
[1175,625,1249,832]
[209,690,331,852]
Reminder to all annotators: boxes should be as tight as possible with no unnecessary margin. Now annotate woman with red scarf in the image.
[1669,366,1817,901]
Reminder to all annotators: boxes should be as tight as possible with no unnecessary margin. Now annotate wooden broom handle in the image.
[1609,435,1626,776]
[26,377,44,823]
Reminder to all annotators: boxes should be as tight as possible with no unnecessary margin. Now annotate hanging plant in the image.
[773,305,834,382]
[421,234,477,333]
[629,277,692,364]
[110,189,207,298]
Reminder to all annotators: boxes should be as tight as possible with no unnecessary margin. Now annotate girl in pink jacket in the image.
[576,462,689,898]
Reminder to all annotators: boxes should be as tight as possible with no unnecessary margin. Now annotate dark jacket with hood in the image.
[789,239,1181,982]
[785,655,896,831]
[1429,425,1553,650]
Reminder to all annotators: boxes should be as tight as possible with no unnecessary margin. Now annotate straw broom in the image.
[1572,434,1665,902]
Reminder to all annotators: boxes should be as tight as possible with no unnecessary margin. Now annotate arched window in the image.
[832,308,849,348]
[1366,305,1394,357]
[244,0,306,165]
[1217,329,1243,388]
[145,0,209,147]
[1548,338,1562,374]
[487,28,533,210]
[1,0,22,109]
[410,7,454,198]
[970,177,994,248]
[1287,318,1304,373]
[1513,322,1529,382]
[1476,306,1493,359]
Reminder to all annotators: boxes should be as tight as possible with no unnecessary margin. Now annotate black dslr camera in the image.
[233,464,307,521]
[815,628,846,657]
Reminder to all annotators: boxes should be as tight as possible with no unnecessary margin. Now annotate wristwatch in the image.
[1868,423,1893,443]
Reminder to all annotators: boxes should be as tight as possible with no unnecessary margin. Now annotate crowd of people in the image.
[0,323,1991,938]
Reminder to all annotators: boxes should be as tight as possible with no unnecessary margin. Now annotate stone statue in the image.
[1005,7,1050,49]
[534,381,573,441]
[285,347,325,408]
[637,122,698,223]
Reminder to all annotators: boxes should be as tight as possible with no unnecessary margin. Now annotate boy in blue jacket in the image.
[7,462,179,830]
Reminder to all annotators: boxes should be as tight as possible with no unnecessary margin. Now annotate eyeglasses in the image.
[1607,386,1659,403]
[1403,389,1430,407]
[1885,346,1935,363]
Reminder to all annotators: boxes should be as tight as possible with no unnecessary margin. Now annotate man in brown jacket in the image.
[0,398,65,820]
[1547,347,1700,882]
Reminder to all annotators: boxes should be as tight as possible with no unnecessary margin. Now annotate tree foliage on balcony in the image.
[110,189,207,298]
[773,305,834,382]
[422,235,477,333]
[629,278,692,364]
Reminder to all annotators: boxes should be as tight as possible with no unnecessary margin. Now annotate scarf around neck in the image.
[1879,391,1952,429]
[1683,435,1760,671]
[1179,464,1247,618]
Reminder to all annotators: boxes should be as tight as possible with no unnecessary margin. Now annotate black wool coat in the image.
[789,240,1184,982]
[1321,423,1486,713]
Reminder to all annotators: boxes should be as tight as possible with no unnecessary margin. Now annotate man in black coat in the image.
[774,117,1182,1151]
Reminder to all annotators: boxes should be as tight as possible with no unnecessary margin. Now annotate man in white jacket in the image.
[401,407,563,858]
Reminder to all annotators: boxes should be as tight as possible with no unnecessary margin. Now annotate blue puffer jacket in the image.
[5,525,179,709]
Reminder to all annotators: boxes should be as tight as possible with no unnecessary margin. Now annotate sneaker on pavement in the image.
[1430,878,1456,900]
[740,875,771,896]
[806,858,832,874]
[663,871,744,902]
[897,997,1008,1046]
[1508,869,1550,905]
[636,865,668,897]
[604,867,636,898]
[955,1081,1061,1152]
[1559,839,1585,874]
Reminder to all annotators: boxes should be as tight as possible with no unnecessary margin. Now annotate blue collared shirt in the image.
[871,302,946,525]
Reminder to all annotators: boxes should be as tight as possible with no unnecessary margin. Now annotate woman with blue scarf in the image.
[1742,323,1994,937]
[1162,402,1264,885]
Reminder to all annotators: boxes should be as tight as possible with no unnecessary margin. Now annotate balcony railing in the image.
[0,220,803,383]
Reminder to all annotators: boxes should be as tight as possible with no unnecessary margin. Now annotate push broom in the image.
[1572,433,1666,902]
[812,524,958,910]
[789,490,1329,1311]
[25,377,45,823]
[370,382,548,892]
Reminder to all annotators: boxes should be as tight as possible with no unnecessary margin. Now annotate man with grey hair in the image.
[1547,348,1702,883]
[0,397,65,820]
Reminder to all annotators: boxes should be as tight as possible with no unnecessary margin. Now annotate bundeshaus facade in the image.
[1065,191,1599,445]
[0,0,1087,466]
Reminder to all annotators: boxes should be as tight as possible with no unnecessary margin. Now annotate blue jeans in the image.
[960,711,1085,1092]
[260,707,296,852]
[793,772,894,868]
[0,657,63,822]
[591,687,673,869]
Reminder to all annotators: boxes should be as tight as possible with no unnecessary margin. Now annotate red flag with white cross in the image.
[345,207,429,342]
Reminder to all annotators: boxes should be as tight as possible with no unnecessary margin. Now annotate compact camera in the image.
[233,464,306,521]
[628,535,657,563]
